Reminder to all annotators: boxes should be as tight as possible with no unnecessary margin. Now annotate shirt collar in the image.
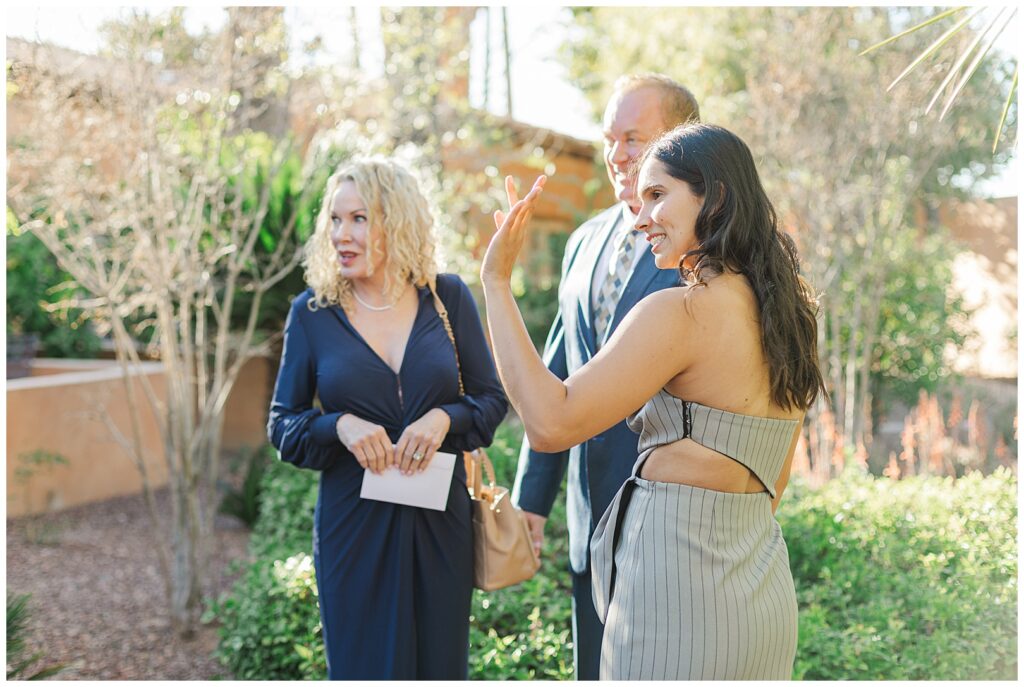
[617,203,639,240]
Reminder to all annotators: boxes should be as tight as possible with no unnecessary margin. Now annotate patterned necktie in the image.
[593,226,640,346]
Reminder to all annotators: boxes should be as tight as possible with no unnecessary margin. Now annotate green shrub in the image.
[779,467,1017,680]
[209,456,320,679]
[6,212,102,358]
[207,551,325,680]
[245,455,319,559]
[468,420,575,680]
[218,445,274,528]
[214,433,1016,681]
[7,593,65,680]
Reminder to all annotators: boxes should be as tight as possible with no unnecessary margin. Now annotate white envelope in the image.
[359,451,457,511]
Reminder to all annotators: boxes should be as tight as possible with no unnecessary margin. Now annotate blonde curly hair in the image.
[303,157,439,312]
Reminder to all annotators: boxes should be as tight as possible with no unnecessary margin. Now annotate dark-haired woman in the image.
[479,123,825,680]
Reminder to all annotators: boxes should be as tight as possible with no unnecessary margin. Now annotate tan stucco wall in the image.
[222,355,274,451]
[7,359,169,517]
[7,356,274,518]
[942,197,1018,379]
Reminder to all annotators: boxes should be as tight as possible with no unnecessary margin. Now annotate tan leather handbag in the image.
[463,448,541,591]
[430,282,541,591]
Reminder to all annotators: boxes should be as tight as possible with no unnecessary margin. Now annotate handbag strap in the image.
[464,449,482,497]
[430,279,501,496]
[429,279,465,396]
[464,448,498,498]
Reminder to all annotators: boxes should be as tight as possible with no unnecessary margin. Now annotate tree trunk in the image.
[483,7,491,109]
[853,278,885,448]
[828,297,843,429]
[843,290,863,441]
[169,464,204,638]
[501,7,512,117]
[349,7,360,70]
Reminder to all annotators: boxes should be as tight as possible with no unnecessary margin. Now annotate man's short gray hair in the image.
[612,73,701,129]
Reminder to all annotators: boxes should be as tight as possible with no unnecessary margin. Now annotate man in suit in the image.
[511,73,700,680]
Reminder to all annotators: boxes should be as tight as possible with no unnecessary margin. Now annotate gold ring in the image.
[412,451,425,461]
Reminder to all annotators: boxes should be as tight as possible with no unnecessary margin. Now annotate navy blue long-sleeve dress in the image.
[267,273,508,680]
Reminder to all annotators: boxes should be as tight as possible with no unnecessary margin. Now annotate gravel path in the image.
[6,489,251,680]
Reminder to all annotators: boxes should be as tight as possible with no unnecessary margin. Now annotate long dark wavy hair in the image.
[640,123,826,411]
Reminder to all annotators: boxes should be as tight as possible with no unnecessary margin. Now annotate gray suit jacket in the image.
[511,204,682,574]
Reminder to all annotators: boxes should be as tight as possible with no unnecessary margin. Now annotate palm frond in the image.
[925,7,1009,113]
[6,594,66,681]
[886,7,984,92]
[858,6,969,56]
[993,67,1018,154]
[938,7,1016,120]
[861,6,1018,152]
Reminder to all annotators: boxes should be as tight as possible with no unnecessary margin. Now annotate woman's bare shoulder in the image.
[632,286,695,322]
[639,274,752,317]
[686,273,756,315]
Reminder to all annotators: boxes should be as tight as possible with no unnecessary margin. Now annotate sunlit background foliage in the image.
[6,5,1016,680]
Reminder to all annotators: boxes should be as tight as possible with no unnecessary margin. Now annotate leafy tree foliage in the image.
[6,211,101,357]
[7,8,342,637]
[559,7,1011,452]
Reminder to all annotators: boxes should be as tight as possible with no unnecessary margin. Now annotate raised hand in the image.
[480,174,546,284]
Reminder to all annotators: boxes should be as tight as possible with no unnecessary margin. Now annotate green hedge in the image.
[466,422,574,680]
[205,445,323,680]
[210,430,1016,680]
[779,467,1017,680]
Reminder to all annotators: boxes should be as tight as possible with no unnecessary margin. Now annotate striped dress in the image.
[590,389,800,680]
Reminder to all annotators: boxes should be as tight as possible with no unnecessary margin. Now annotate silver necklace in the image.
[352,288,398,311]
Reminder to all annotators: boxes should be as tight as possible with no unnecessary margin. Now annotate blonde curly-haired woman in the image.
[268,157,507,679]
